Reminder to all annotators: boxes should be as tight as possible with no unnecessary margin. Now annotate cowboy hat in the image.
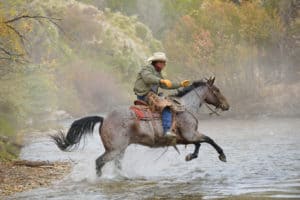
[147,52,167,62]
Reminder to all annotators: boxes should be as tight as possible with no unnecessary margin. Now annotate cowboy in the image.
[133,52,190,137]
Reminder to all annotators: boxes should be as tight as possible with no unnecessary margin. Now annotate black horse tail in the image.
[51,116,104,151]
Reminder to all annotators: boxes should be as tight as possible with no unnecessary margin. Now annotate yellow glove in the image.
[160,79,172,88]
[180,80,190,87]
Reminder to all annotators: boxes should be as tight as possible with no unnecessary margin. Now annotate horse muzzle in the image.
[220,104,230,111]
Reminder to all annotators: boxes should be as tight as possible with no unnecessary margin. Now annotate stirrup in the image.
[164,131,176,138]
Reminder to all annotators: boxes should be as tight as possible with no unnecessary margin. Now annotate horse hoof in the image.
[219,154,227,162]
[96,169,102,177]
[185,154,193,161]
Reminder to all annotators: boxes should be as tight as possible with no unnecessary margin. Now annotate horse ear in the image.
[211,76,215,85]
[207,76,214,86]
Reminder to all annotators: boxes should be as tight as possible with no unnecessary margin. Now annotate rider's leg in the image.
[162,107,175,137]
[137,95,146,101]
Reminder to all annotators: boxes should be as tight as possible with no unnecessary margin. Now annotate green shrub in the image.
[135,23,148,40]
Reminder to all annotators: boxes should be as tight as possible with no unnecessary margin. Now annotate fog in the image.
[0,0,299,199]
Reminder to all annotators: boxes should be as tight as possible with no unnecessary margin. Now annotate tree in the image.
[0,13,61,75]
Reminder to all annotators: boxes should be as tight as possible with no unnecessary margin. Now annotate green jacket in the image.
[133,64,181,96]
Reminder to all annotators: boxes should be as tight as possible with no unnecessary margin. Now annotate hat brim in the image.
[147,56,167,62]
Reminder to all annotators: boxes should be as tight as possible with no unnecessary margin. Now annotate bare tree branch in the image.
[4,15,61,24]
[4,23,27,47]
[0,14,63,71]
[0,46,24,57]
[0,57,11,60]
[4,14,63,35]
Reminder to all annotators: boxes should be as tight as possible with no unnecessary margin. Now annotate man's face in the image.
[154,61,166,71]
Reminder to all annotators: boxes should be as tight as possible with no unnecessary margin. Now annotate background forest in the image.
[0,0,299,159]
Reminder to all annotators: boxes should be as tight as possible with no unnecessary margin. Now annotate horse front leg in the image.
[185,142,201,161]
[200,134,227,162]
[181,130,226,162]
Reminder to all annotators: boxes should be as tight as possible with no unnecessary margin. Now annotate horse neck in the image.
[179,86,208,110]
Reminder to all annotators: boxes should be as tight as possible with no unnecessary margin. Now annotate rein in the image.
[193,86,221,116]
[205,104,220,116]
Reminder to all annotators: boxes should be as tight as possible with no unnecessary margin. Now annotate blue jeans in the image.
[137,95,147,101]
[162,107,172,133]
[136,95,172,133]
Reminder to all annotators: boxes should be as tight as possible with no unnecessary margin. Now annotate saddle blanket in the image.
[130,105,161,121]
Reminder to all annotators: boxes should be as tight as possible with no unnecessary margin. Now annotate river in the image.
[8,117,300,199]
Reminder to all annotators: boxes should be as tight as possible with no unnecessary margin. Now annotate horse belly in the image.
[134,119,164,146]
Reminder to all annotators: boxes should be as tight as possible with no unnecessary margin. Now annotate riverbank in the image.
[0,123,72,198]
[0,160,71,197]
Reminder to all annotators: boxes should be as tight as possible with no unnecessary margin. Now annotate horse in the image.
[51,77,230,176]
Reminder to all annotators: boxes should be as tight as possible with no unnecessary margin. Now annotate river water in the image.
[8,117,300,199]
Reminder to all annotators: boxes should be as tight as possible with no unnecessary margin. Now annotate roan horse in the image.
[51,77,230,176]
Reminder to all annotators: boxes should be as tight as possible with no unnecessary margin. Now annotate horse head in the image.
[204,76,230,111]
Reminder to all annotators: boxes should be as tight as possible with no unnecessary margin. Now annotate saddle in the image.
[130,94,185,141]
[130,100,160,121]
[130,93,185,122]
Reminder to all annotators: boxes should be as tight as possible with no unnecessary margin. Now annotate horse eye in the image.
[213,89,219,95]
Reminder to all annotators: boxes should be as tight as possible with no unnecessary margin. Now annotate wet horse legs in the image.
[183,131,227,162]
[185,143,201,161]
[114,150,125,171]
[95,150,123,176]
[201,135,227,162]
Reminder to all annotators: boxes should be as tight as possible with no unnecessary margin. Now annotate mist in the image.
[0,0,299,199]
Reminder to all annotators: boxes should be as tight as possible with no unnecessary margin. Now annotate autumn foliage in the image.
[164,0,296,109]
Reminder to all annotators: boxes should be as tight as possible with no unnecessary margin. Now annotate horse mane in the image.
[174,80,206,97]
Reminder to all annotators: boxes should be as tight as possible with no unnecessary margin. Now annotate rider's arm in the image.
[140,67,184,89]
[160,80,181,89]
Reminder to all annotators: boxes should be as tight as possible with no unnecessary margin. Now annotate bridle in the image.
[193,84,221,116]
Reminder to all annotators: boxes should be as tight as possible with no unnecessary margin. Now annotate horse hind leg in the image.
[114,150,125,171]
[96,150,121,176]
[95,151,108,177]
